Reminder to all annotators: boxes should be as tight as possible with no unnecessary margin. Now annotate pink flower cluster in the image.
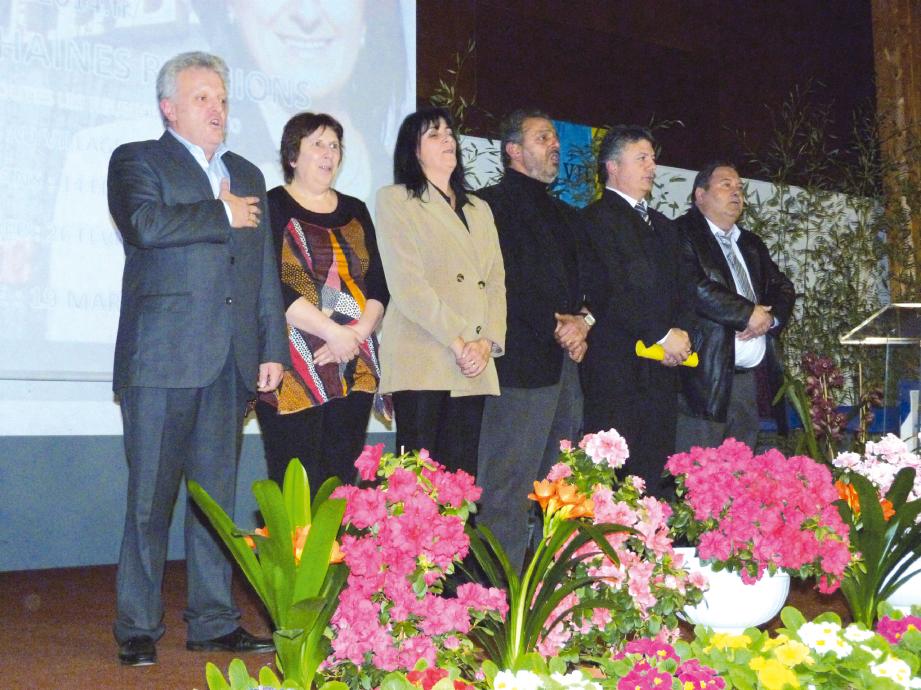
[579,428,629,469]
[833,434,921,502]
[614,639,725,690]
[877,614,921,644]
[666,439,851,592]
[328,446,506,676]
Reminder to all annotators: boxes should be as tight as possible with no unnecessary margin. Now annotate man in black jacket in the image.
[675,162,796,451]
[581,126,693,499]
[475,110,591,571]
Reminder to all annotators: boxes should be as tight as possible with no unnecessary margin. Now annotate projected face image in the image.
[233,0,366,102]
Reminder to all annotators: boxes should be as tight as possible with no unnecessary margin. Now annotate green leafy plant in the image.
[836,468,921,627]
[465,468,628,669]
[188,459,347,689]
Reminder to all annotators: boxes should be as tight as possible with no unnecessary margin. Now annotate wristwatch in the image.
[581,311,596,327]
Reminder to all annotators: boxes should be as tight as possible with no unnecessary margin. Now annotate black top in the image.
[475,168,587,388]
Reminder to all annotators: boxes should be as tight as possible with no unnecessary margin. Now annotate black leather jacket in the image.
[677,206,796,427]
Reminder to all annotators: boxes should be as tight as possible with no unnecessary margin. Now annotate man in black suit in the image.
[107,52,289,666]
[581,126,693,498]
[675,162,795,451]
[475,110,591,571]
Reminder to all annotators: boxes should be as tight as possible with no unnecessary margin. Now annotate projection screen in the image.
[0,0,416,381]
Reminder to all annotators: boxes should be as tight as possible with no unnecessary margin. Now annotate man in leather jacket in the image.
[675,162,796,451]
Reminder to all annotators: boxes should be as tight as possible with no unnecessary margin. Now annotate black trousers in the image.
[391,390,485,478]
[255,392,373,491]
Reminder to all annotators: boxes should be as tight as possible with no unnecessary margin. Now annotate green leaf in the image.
[187,481,271,615]
[292,497,346,603]
[780,605,807,630]
[312,476,342,517]
[283,459,310,527]
[258,665,284,688]
[205,662,231,690]
[226,658,256,689]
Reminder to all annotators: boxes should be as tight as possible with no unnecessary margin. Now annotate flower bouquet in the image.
[531,431,707,659]
[323,444,508,687]
[665,439,851,592]
[466,430,634,669]
[187,459,347,690]
[832,434,921,626]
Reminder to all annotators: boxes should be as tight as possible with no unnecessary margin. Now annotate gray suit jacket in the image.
[108,131,289,392]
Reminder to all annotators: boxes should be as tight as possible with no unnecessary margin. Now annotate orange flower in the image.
[293,525,310,565]
[881,498,895,521]
[568,497,595,519]
[555,481,581,505]
[528,479,556,510]
[836,480,860,516]
[329,539,345,564]
[243,524,343,565]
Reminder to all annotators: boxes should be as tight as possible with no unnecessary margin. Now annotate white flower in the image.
[870,655,918,687]
[550,671,601,690]
[796,621,853,658]
[860,644,883,660]
[494,670,544,690]
[842,624,874,642]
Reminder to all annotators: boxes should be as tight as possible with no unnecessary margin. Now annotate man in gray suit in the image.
[107,52,289,666]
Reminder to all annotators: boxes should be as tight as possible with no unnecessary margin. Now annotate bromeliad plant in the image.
[666,439,852,592]
[832,435,921,627]
[188,459,347,690]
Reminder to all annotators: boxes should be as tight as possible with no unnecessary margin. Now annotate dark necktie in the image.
[634,201,654,229]
[716,233,757,302]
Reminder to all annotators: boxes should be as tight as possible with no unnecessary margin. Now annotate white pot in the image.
[885,554,921,614]
[676,547,791,634]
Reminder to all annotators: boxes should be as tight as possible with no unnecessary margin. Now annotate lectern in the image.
[840,303,921,448]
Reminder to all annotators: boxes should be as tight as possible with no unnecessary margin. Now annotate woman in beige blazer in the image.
[375,106,506,476]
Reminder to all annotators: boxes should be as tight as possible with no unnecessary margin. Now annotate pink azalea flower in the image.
[354,443,384,481]
[546,462,573,482]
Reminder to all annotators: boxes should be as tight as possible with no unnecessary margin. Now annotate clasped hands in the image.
[660,328,693,367]
[314,322,366,366]
[554,312,589,363]
[220,178,262,229]
[451,337,491,378]
[737,304,773,341]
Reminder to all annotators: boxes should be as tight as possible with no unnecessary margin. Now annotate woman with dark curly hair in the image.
[374,107,506,476]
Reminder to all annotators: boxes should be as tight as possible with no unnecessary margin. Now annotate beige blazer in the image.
[375,183,506,396]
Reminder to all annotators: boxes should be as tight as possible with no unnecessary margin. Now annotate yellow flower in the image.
[749,657,799,690]
[774,640,812,667]
[763,634,790,650]
[705,632,752,652]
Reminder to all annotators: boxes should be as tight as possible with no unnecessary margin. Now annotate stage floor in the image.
[0,561,851,689]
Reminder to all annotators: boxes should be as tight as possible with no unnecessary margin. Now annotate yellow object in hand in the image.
[635,341,699,367]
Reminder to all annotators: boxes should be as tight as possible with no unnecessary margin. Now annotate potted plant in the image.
[321,444,509,687]
[526,430,707,658]
[665,439,852,630]
[187,459,347,690]
[833,434,921,626]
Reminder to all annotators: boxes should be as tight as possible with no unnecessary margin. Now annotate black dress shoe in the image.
[118,635,157,666]
[186,626,274,653]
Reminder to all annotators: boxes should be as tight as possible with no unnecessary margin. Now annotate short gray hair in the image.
[156,51,229,126]
[499,109,552,168]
